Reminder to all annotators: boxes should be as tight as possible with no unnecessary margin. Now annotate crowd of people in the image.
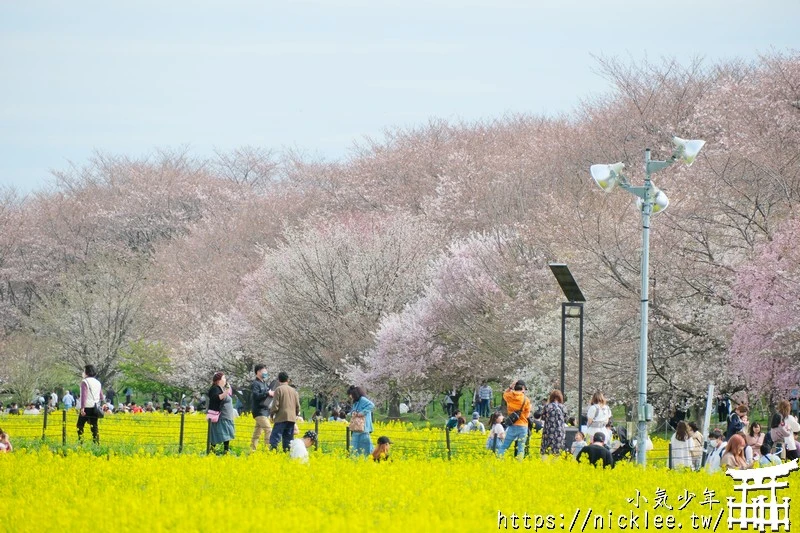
[4,368,799,471]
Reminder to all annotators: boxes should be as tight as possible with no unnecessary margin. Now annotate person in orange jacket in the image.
[496,380,531,459]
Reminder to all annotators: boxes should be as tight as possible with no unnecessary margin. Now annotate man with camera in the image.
[497,380,531,459]
[250,364,275,451]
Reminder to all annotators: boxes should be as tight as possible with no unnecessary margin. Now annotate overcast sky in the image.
[1,0,798,194]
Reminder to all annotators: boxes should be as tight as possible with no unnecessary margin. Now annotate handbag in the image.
[206,410,221,423]
[349,412,366,433]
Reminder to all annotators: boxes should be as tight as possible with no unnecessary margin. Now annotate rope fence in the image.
[0,411,674,465]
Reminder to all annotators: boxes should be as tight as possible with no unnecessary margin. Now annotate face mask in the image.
[708,439,718,447]
[262,372,269,380]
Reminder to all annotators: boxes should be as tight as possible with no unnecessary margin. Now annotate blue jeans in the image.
[269,421,294,451]
[497,424,528,459]
[351,432,373,456]
[479,399,490,417]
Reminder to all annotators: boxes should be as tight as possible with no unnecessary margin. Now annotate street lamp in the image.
[589,136,705,466]
[548,263,586,421]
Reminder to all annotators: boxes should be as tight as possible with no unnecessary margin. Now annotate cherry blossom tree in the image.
[730,217,800,405]
[233,213,442,390]
[352,231,560,411]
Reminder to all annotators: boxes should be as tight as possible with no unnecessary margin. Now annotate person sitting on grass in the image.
[460,412,486,434]
[289,430,317,463]
[759,442,782,466]
[372,436,392,462]
[0,428,12,452]
[576,432,615,468]
[571,431,587,458]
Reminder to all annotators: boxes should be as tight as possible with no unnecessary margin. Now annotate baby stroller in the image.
[611,426,636,462]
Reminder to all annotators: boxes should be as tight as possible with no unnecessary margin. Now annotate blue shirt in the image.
[352,397,375,433]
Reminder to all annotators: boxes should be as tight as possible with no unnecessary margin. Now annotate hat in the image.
[303,430,317,443]
[592,432,606,443]
[472,412,480,420]
[377,436,392,445]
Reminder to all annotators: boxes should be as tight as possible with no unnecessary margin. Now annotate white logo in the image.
[726,459,798,531]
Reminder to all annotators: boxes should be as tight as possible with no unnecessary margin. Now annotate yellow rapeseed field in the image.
[1,414,799,532]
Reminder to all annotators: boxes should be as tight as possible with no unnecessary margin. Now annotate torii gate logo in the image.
[727,459,798,531]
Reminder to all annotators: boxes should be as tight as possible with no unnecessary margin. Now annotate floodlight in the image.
[636,185,669,214]
[672,137,706,166]
[590,162,625,192]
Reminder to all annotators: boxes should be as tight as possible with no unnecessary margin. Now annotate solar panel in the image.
[548,263,586,302]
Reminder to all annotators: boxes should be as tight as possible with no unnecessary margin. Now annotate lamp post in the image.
[549,263,586,422]
[590,136,705,466]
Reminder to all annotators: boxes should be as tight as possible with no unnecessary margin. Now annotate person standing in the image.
[670,421,695,469]
[77,364,104,444]
[497,380,531,459]
[540,390,567,457]
[585,392,612,442]
[348,385,375,456]
[269,372,301,452]
[207,371,236,454]
[250,364,274,451]
[62,390,75,410]
[478,382,493,417]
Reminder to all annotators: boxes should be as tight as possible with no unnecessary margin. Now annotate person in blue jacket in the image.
[348,385,375,456]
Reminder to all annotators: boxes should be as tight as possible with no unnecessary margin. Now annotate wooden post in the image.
[179,411,186,454]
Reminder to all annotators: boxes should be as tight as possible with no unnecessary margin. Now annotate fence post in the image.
[206,420,212,455]
[179,411,185,454]
[62,410,67,446]
[42,406,49,440]
[314,417,319,451]
[446,427,452,460]
[668,442,673,469]
[346,426,350,452]
[492,434,498,453]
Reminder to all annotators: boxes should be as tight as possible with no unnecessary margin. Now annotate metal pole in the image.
[314,417,319,451]
[446,427,452,460]
[578,303,585,426]
[62,409,67,446]
[42,405,48,440]
[560,302,567,394]
[702,384,715,439]
[637,149,653,466]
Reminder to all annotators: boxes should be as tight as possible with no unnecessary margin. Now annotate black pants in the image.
[269,421,295,451]
[77,411,100,444]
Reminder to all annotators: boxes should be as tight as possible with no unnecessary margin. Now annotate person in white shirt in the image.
[23,404,40,415]
[705,429,727,473]
[586,392,612,442]
[485,412,506,450]
[670,421,695,469]
[289,430,317,463]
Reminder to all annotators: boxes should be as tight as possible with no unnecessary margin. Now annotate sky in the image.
[1,0,798,194]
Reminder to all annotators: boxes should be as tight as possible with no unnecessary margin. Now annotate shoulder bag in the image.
[349,412,366,433]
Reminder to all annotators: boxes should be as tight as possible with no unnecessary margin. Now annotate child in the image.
[571,431,587,458]
[289,430,317,463]
[0,428,12,453]
[372,436,392,462]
